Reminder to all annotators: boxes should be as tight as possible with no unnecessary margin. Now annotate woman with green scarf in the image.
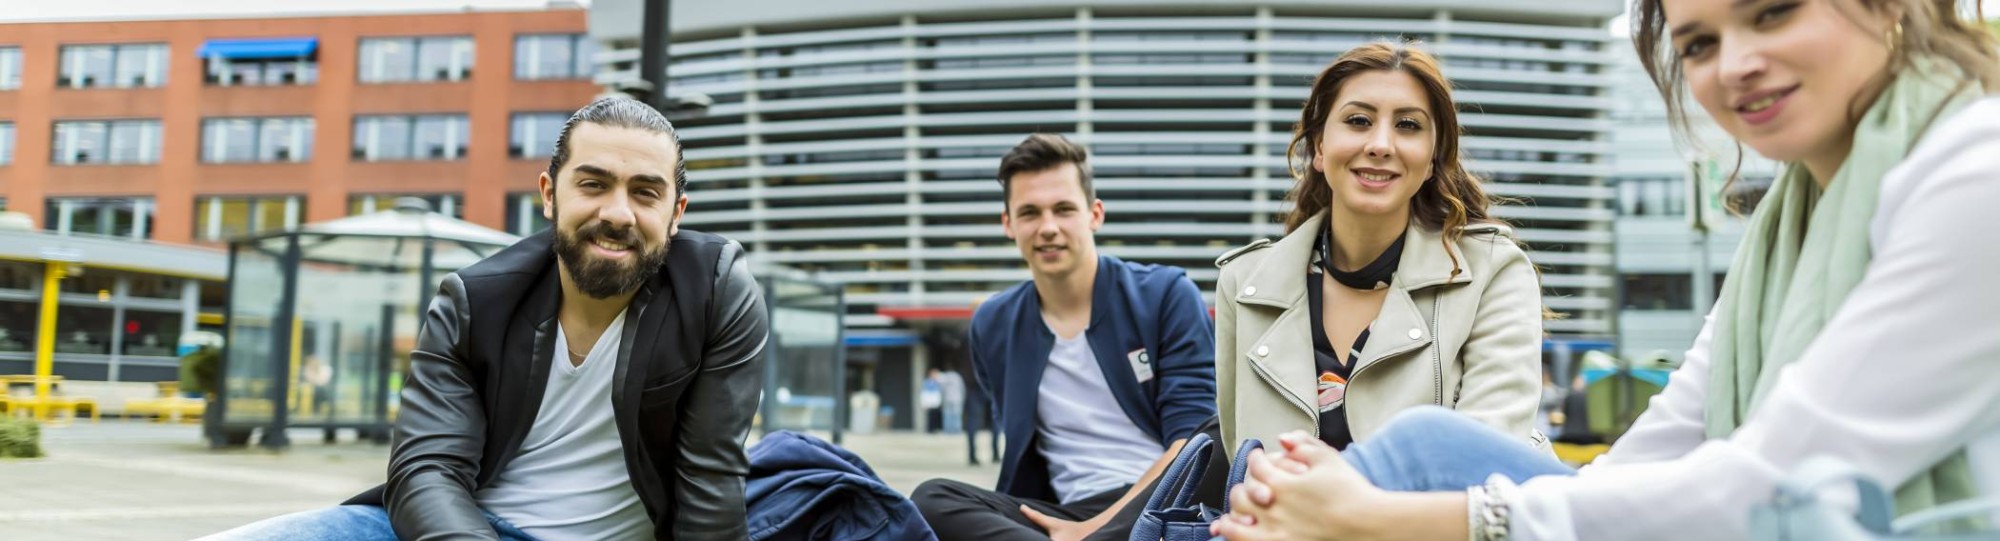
[1205,0,2000,540]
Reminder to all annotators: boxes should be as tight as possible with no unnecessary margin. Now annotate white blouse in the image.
[1507,95,2000,541]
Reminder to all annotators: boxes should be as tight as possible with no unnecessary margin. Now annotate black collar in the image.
[1316,225,1404,290]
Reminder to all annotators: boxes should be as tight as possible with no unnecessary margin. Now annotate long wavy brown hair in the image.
[1283,41,1496,277]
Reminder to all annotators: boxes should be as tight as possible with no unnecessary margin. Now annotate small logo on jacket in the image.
[1128,348,1154,383]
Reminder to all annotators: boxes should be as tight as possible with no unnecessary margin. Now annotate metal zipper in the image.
[1432,293,1444,406]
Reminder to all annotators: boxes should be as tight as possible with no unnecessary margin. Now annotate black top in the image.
[1306,226,1404,449]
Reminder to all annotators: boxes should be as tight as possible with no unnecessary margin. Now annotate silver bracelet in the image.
[1466,479,1512,541]
[1466,485,1487,541]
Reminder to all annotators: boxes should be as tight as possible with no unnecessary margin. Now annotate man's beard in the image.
[553,219,671,299]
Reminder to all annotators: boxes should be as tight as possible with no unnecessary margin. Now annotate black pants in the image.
[914,479,1133,541]
[965,397,998,464]
[916,416,1226,541]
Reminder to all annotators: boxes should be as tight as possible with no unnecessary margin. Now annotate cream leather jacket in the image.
[1213,212,1548,452]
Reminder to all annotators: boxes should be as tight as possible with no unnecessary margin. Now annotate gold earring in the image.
[1886,20,1903,51]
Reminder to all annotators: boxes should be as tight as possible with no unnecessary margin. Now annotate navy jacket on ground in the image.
[746,431,935,541]
[967,254,1218,502]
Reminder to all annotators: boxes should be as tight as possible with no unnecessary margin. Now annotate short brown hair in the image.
[997,133,1094,211]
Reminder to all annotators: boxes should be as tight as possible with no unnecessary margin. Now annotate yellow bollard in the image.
[33,262,68,422]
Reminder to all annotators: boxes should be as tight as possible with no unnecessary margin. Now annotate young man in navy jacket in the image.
[913,134,1217,541]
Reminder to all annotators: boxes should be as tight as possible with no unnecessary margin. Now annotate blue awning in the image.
[1542,338,1617,353]
[845,333,917,347]
[198,37,318,60]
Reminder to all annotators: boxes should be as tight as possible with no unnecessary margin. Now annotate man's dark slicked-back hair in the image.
[546,96,687,195]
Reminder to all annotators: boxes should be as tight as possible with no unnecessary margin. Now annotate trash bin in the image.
[848,390,880,434]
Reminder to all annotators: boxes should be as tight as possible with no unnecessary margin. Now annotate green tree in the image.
[0,416,42,458]
[180,347,221,396]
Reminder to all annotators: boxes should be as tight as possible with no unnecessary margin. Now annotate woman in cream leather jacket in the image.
[1212,41,1547,455]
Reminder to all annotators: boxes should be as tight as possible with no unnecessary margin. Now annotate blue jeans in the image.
[1207,407,1574,541]
[197,504,540,541]
[1340,406,1576,492]
[943,401,964,434]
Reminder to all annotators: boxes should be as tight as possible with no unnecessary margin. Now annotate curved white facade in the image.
[596,1,1622,337]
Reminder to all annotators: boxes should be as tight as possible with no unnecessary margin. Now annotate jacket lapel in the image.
[1395,222,1487,290]
[1352,283,1432,375]
[1231,215,1495,416]
[1083,256,1166,444]
[1353,224,1475,376]
[1233,214,1324,417]
[491,263,560,474]
[1244,309,1319,417]
[611,278,658,434]
[1004,286,1054,468]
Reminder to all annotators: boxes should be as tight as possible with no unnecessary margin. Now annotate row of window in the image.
[0,260,217,359]
[0,298,188,357]
[29,194,551,242]
[1621,273,1726,311]
[0,113,568,165]
[0,34,592,90]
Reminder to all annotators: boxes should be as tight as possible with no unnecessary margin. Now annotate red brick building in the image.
[0,4,599,244]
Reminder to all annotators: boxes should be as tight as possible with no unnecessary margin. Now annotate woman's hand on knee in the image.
[1214,431,1389,541]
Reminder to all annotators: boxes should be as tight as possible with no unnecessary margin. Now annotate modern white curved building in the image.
[590,1,1624,423]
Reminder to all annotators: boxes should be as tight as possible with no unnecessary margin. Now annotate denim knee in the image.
[1375,405,1481,441]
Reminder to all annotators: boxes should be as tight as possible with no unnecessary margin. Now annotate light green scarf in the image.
[1702,60,1981,524]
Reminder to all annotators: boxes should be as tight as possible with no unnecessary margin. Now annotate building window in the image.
[124,271,185,301]
[198,37,320,86]
[359,36,473,83]
[505,192,549,236]
[59,43,168,88]
[349,194,461,218]
[514,34,595,80]
[0,47,21,90]
[52,120,162,165]
[0,300,32,353]
[196,195,301,241]
[122,309,183,357]
[1617,177,1688,217]
[1620,274,1692,311]
[509,112,567,158]
[206,58,317,86]
[0,260,38,291]
[351,114,468,161]
[202,117,313,163]
[45,197,154,239]
[54,305,115,355]
[0,122,13,166]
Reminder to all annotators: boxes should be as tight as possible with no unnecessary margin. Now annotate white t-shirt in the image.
[1036,328,1166,504]
[476,310,653,541]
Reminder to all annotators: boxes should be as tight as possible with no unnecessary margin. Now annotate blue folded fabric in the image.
[747,431,937,541]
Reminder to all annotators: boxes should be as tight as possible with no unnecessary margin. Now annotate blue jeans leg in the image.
[197,505,396,541]
[1340,406,1576,492]
[199,504,541,541]
[485,510,539,541]
[943,402,964,434]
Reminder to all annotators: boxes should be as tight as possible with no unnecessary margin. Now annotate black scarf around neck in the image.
[1316,225,1404,290]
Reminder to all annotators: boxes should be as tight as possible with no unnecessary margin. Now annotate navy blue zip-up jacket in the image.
[746,431,934,541]
[967,254,1217,502]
